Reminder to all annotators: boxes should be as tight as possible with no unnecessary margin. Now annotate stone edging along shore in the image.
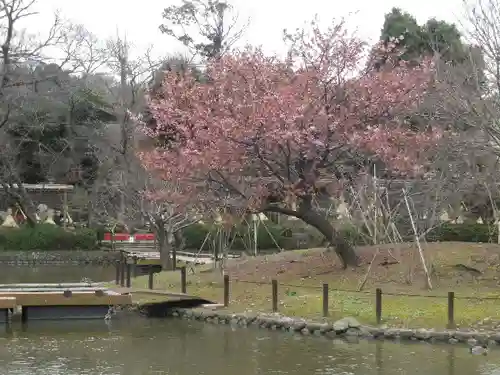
[169,308,500,346]
[0,250,119,266]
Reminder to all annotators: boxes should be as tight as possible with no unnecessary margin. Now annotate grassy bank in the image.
[131,242,500,329]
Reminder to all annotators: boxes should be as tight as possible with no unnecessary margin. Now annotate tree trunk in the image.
[263,204,359,269]
[172,231,186,269]
[166,230,176,270]
[156,224,173,271]
[300,210,359,268]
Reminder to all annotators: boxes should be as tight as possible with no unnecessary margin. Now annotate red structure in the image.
[103,233,155,242]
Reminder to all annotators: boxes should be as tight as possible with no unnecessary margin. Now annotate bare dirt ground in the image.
[221,242,500,293]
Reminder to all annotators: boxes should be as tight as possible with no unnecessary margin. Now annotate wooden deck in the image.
[0,284,132,308]
[0,292,131,306]
[0,297,16,309]
[0,284,134,322]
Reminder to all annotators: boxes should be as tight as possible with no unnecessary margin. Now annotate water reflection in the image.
[448,346,456,375]
[376,341,382,375]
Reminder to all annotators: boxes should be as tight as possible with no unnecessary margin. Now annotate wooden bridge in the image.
[123,250,241,266]
[106,239,241,267]
[102,233,242,267]
[110,287,219,317]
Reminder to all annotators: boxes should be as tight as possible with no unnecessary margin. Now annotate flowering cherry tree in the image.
[141,18,441,267]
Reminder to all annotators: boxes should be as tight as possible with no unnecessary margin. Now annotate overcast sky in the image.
[32,0,465,59]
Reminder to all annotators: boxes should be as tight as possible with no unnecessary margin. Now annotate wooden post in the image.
[115,260,120,285]
[272,279,278,312]
[180,266,187,294]
[21,307,27,323]
[62,190,68,229]
[223,274,230,307]
[375,288,382,324]
[447,292,455,328]
[126,263,131,288]
[120,256,125,287]
[133,256,138,278]
[148,265,154,290]
[322,283,329,317]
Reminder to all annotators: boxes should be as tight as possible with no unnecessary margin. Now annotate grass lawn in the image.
[129,242,500,329]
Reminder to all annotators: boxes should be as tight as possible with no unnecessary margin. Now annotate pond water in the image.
[0,318,498,375]
[0,265,498,375]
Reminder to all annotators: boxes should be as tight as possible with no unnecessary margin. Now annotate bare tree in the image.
[77,34,203,270]
[0,0,79,225]
[458,1,500,147]
[142,179,203,270]
[462,0,500,93]
[159,0,248,60]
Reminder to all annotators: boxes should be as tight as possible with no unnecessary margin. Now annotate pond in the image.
[0,265,498,375]
[0,318,497,375]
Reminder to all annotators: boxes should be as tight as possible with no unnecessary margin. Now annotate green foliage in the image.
[379,7,467,64]
[423,18,465,63]
[180,220,369,251]
[0,224,98,251]
[377,7,486,132]
[426,222,498,243]
[159,0,237,59]
[337,223,367,247]
[181,222,287,251]
[380,7,426,62]
[180,221,499,251]
[232,222,286,250]
[182,223,212,249]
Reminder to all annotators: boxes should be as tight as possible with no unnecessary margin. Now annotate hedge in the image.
[426,222,498,243]
[179,221,367,251]
[0,224,98,251]
[181,221,500,250]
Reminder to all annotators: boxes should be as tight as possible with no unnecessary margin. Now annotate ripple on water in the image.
[0,320,498,374]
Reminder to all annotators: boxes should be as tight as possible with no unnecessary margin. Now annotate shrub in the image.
[426,222,498,243]
[232,222,286,251]
[180,220,500,250]
[181,222,287,251]
[0,224,98,251]
[180,220,369,252]
[278,220,325,249]
[181,223,211,249]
